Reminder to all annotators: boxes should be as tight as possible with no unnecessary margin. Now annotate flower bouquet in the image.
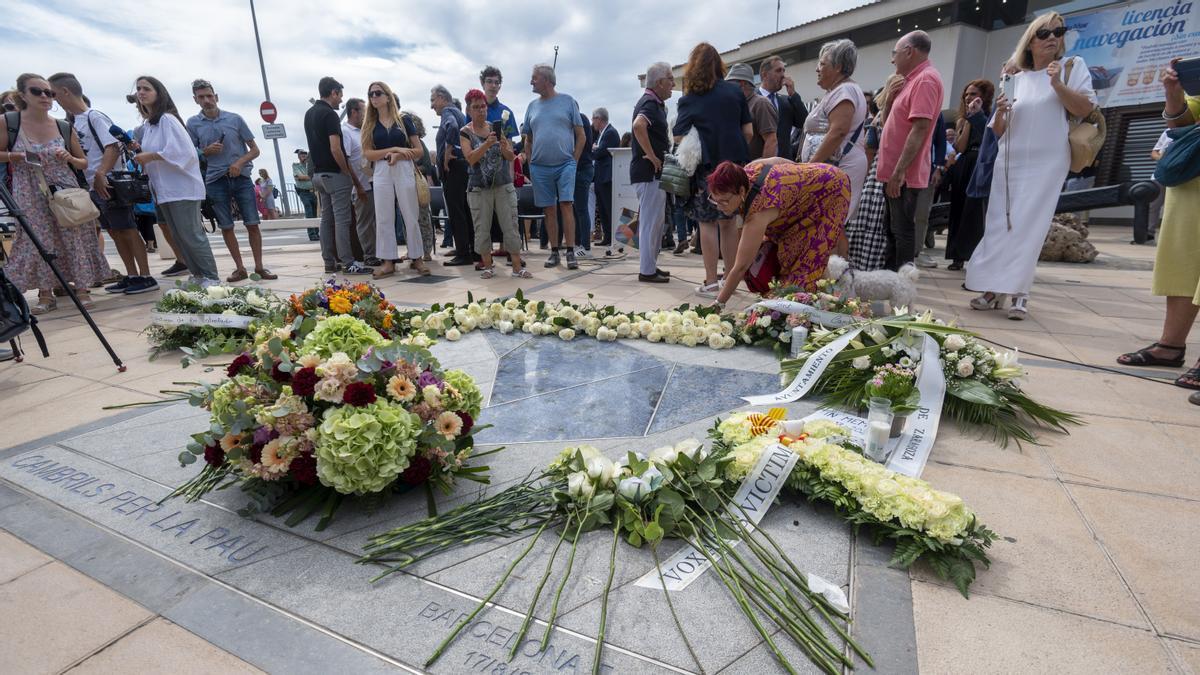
[396,290,740,349]
[145,284,284,360]
[361,438,872,675]
[287,279,401,339]
[864,363,920,415]
[782,313,1081,446]
[713,413,997,597]
[168,314,491,530]
[736,281,873,356]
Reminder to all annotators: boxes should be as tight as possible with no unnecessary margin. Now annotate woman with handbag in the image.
[131,76,219,286]
[460,89,529,279]
[964,12,1097,319]
[1117,59,1200,403]
[709,158,850,307]
[361,82,428,279]
[800,40,869,222]
[0,73,108,313]
[673,42,752,298]
[944,79,994,270]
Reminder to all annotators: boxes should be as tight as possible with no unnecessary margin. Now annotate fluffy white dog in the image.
[824,255,920,312]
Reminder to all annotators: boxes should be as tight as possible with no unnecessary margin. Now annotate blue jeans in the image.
[206,175,260,230]
[670,195,691,243]
[296,189,317,217]
[572,163,594,250]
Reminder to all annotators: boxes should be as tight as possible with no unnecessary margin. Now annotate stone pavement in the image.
[0,224,1196,673]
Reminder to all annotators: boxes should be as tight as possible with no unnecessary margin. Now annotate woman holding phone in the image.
[944,79,994,270]
[361,81,428,279]
[460,88,528,278]
[0,73,108,313]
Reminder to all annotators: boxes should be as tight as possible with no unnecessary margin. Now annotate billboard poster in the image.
[1065,0,1200,108]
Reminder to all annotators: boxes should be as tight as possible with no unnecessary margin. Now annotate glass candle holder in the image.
[865,396,894,463]
[789,325,809,359]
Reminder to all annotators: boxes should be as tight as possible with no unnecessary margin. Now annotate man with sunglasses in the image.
[186,78,276,282]
[48,72,158,295]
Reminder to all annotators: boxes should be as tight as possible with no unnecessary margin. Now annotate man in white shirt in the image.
[48,72,158,295]
[342,98,377,264]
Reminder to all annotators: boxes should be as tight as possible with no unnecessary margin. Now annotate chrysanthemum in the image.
[436,411,463,439]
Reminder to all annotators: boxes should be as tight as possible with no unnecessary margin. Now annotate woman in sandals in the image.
[0,73,108,313]
[964,12,1096,320]
[460,88,530,279]
[1117,59,1200,403]
[361,81,429,279]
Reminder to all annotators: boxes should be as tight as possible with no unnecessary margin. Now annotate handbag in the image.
[414,165,431,208]
[966,126,999,199]
[659,154,692,198]
[28,155,99,229]
[107,170,152,207]
[1063,57,1107,173]
[1154,124,1200,187]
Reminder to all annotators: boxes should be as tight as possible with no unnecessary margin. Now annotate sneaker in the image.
[123,276,159,295]
[565,249,578,270]
[696,281,721,298]
[673,241,688,256]
[146,241,157,253]
[915,256,938,269]
[574,246,590,259]
[161,261,189,277]
[544,250,561,268]
[197,277,220,289]
[343,262,374,275]
[104,276,131,294]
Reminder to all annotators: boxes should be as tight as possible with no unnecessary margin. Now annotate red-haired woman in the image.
[708,158,850,306]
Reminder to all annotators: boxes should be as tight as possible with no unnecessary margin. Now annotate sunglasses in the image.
[28,86,56,98]
[1035,26,1067,40]
[2,102,15,111]
[368,90,387,98]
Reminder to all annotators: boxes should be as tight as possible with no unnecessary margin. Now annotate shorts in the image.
[530,161,577,208]
[90,190,136,231]
[206,175,261,230]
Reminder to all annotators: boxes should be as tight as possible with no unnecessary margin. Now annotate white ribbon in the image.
[742,326,864,405]
[884,334,946,478]
[753,299,857,328]
[150,311,255,329]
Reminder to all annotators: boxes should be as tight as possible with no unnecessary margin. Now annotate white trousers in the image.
[373,159,423,260]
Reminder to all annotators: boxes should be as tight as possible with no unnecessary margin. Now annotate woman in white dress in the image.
[965,12,1096,319]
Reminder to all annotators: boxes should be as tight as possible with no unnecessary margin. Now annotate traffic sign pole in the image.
[249,0,290,217]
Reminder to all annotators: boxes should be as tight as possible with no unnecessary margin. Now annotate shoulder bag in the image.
[1063,57,1107,173]
[1154,124,1200,187]
[20,128,99,228]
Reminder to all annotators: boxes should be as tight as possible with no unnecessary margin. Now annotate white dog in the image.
[824,255,919,312]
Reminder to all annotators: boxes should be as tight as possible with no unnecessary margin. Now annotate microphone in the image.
[108,124,134,145]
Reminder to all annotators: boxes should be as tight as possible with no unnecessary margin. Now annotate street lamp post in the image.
[249,0,291,216]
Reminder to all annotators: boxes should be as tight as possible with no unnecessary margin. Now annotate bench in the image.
[428,185,544,251]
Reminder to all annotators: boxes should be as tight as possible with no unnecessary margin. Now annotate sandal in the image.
[511,268,533,279]
[413,262,431,277]
[1175,364,1200,390]
[1117,342,1185,368]
[969,292,1006,310]
[1007,295,1028,321]
[372,265,396,280]
[31,297,56,315]
[480,266,495,279]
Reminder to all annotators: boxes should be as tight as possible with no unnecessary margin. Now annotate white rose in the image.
[558,328,575,341]
[497,321,514,334]
[649,445,678,465]
[206,285,229,299]
[756,316,772,328]
[852,356,871,370]
[446,328,462,341]
[943,334,966,352]
[585,456,615,486]
[956,358,974,377]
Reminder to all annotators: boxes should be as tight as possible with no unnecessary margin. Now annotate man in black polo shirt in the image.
[631,62,674,283]
[303,76,371,274]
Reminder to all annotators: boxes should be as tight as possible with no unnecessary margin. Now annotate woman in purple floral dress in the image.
[0,74,108,313]
[710,159,850,305]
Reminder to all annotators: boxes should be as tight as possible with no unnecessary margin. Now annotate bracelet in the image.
[1163,106,1189,121]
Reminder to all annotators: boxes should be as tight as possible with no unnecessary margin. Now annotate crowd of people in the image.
[2,17,1199,407]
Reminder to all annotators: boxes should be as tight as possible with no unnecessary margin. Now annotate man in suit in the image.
[758,55,808,160]
[591,107,620,248]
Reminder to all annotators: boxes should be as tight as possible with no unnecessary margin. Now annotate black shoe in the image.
[691,245,702,255]
[324,264,336,273]
[161,262,188,277]
[673,242,688,255]
[123,276,160,295]
[539,242,549,250]
[307,228,320,242]
[947,261,964,271]
[364,257,384,267]
[565,249,578,270]
[639,273,669,283]
[104,276,131,294]
[655,268,670,277]
[444,257,474,267]
[544,250,561,268]
[343,262,374,275]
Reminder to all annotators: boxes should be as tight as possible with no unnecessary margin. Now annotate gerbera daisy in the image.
[436,411,463,439]
[387,375,417,402]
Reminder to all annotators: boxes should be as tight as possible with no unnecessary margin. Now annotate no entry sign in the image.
[260,101,277,123]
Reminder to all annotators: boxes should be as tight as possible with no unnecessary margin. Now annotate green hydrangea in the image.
[441,369,483,416]
[315,400,420,495]
[301,315,385,360]
[207,374,262,422]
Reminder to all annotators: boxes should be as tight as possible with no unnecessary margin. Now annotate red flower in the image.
[456,410,474,436]
[249,442,264,464]
[227,353,254,377]
[203,444,225,467]
[270,360,292,383]
[290,452,318,485]
[343,382,378,407]
[400,454,433,485]
[291,367,319,397]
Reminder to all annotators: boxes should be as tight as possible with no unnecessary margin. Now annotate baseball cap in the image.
[726,63,756,84]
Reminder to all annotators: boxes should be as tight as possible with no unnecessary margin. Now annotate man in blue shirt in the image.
[186,79,276,281]
[432,84,475,266]
[591,107,620,248]
[480,66,519,140]
[521,65,585,269]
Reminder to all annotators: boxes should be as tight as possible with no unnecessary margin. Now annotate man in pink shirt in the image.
[876,30,944,270]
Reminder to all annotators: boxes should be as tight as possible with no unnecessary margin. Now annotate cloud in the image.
[5,0,862,199]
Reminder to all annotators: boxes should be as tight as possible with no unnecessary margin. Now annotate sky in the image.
[5,0,865,197]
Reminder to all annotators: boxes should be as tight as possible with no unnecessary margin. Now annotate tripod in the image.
[0,180,126,371]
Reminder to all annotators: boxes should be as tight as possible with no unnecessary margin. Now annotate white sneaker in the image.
[574,246,590,259]
[696,281,721,298]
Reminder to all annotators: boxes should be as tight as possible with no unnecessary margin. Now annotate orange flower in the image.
[329,295,352,314]
[382,314,394,329]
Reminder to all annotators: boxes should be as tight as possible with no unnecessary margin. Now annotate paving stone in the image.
[490,337,666,405]
[68,618,264,674]
[0,529,52,583]
[58,402,211,463]
[0,562,153,674]
[0,481,29,511]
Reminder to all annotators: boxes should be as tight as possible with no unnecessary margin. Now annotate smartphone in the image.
[491,120,503,137]
[1175,56,1200,96]
[998,74,1011,100]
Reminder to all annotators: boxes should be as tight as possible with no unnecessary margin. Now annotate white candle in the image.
[789,326,809,358]
[865,420,891,462]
